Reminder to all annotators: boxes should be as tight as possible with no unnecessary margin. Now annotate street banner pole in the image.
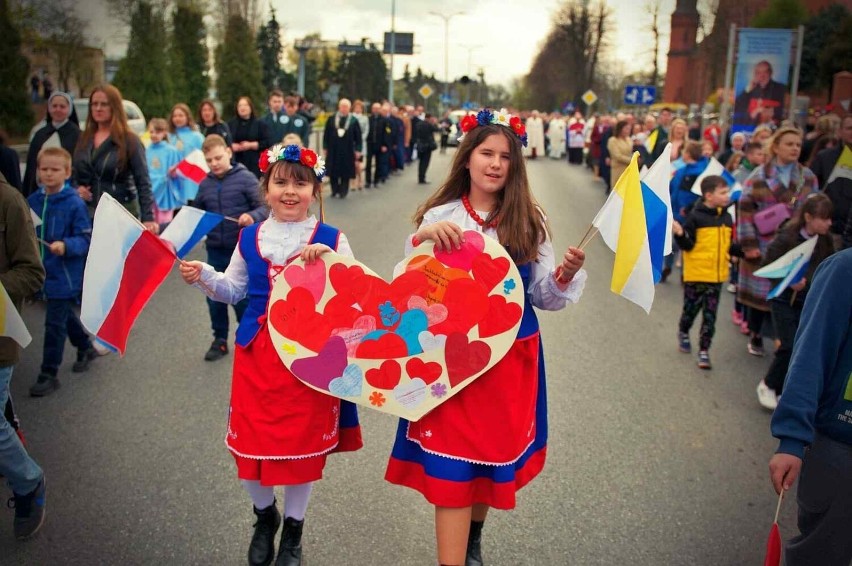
[720,23,736,153]
[788,25,805,125]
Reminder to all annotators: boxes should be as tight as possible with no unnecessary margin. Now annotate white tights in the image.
[240,479,313,520]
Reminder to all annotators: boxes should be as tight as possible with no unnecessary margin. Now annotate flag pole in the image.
[224,216,240,223]
[773,489,784,524]
[578,226,600,250]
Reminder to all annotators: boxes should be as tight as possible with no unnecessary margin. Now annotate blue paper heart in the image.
[328,364,363,397]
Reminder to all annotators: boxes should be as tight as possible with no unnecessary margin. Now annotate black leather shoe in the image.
[274,517,304,566]
[249,502,281,566]
[465,520,484,566]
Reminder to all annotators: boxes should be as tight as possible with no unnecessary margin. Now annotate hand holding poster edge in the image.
[267,231,524,421]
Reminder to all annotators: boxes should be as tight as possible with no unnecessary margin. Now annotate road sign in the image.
[562,102,575,113]
[418,84,433,99]
[623,85,656,106]
[383,32,414,55]
[581,90,598,106]
[440,93,452,104]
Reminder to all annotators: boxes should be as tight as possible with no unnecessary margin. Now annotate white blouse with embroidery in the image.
[398,200,586,310]
[195,215,353,304]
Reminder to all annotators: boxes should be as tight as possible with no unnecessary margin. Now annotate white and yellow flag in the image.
[0,280,32,348]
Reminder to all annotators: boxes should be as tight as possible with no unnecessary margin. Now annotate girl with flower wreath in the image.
[179,143,362,566]
[384,109,588,566]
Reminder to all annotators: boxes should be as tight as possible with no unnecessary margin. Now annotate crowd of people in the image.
[1,81,850,564]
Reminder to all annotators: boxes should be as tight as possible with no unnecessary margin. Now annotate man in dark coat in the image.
[365,103,390,188]
[811,115,852,249]
[414,114,439,184]
[323,98,362,199]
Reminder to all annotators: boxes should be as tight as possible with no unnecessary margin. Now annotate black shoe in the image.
[8,479,46,540]
[660,266,672,283]
[72,347,97,373]
[418,180,428,184]
[204,339,229,362]
[249,502,281,566]
[29,373,59,397]
[274,517,304,566]
[466,520,484,566]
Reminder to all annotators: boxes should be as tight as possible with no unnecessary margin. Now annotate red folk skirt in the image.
[227,326,363,486]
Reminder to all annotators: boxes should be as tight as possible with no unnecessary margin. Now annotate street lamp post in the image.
[429,10,464,108]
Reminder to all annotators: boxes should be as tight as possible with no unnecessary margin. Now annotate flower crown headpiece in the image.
[259,144,326,181]
[458,108,528,147]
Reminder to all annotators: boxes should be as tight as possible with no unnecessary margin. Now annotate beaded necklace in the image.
[461,195,498,229]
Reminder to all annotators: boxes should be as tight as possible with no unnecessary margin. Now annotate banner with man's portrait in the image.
[732,29,794,134]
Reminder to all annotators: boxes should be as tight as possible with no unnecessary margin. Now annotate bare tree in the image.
[644,0,663,86]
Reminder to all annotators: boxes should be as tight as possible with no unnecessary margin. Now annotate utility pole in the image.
[429,10,464,107]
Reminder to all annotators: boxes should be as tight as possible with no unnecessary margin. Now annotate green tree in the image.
[818,16,852,90]
[171,3,209,109]
[0,0,32,135]
[751,0,808,29]
[337,49,388,102]
[114,2,174,118]
[215,13,265,118]
[256,9,282,91]
[799,4,850,91]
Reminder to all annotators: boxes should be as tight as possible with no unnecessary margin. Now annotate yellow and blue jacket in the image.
[675,202,740,283]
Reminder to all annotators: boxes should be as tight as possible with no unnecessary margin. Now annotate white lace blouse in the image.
[195,215,353,304]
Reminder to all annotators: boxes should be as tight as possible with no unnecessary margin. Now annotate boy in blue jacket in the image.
[769,247,852,565]
[27,147,94,397]
[194,135,267,361]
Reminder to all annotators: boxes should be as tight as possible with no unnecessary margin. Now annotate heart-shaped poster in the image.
[267,231,524,421]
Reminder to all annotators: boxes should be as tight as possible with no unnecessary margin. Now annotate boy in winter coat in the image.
[27,147,94,396]
[194,135,267,361]
[672,175,742,370]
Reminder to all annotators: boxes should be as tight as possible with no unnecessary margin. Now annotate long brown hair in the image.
[169,103,198,133]
[197,99,222,125]
[260,160,324,222]
[76,84,134,168]
[413,124,550,263]
[786,192,832,232]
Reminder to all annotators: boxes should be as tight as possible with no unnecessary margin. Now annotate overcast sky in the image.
[79,0,680,87]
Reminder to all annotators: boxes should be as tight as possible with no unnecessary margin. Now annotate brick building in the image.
[662,0,839,106]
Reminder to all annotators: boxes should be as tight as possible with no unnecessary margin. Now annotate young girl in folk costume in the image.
[146,118,182,224]
[755,193,835,410]
[179,144,362,566]
[168,103,206,204]
[384,109,587,566]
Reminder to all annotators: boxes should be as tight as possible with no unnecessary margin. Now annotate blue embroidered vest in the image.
[235,221,341,347]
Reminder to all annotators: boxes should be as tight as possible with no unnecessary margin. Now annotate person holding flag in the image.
[755,194,835,410]
[191,134,267,362]
[167,103,206,204]
[768,246,852,566]
[146,118,182,225]
[810,115,852,249]
[672,175,741,369]
[0,170,47,539]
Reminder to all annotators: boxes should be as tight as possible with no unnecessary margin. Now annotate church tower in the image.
[663,0,700,103]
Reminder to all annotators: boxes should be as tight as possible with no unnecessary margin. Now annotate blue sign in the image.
[623,85,656,106]
[562,102,575,114]
[440,94,452,104]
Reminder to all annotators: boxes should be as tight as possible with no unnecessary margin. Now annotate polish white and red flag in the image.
[176,149,209,184]
[81,194,175,355]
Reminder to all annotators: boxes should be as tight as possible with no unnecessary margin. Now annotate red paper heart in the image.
[269,287,332,352]
[471,253,510,293]
[355,332,409,359]
[405,358,443,385]
[445,333,491,387]
[478,295,523,339]
[430,278,489,336]
[365,360,402,389]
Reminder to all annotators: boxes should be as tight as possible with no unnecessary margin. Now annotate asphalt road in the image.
[2,150,793,565]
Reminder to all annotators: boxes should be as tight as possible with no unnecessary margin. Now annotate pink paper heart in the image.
[433,230,485,271]
[331,315,377,357]
[290,336,348,391]
[283,258,327,303]
[407,296,448,327]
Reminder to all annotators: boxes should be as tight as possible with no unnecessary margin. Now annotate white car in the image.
[28,99,147,141]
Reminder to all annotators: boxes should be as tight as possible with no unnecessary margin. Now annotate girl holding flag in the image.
[146,118,182,224]
[178,143,362,566]
[755,193,835,410]
[384,109,586,566]
[167,103,206,204]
